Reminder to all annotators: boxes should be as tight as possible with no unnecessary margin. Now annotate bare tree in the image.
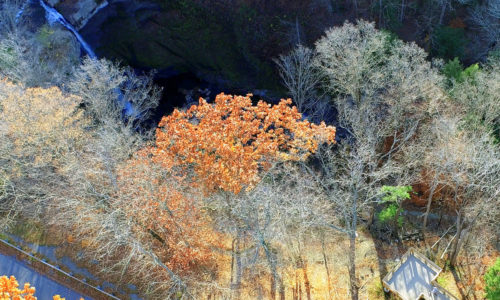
[1,0,80,87]
[424,57,500,266]
[0,0,23,35]
[313,20,444,300]
[451,56,500,133]
[0,80,87,230]
[53,155,200,298]
[0,28,80,87]
[424,117,500,267]
[207,163,333,298]
[274,45,320,113]
[66,57,160,183]
[469,0,500,55]
[68,57,160,127]
[423,56,500,235]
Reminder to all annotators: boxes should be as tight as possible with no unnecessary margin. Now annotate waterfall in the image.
[15,0,135,116]
[38,0,96,58]
[39,1,135,115]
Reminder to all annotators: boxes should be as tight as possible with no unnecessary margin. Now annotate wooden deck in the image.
[383,248,457,300]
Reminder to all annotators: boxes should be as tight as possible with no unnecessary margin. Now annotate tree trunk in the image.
[400,0,405,22]
[301,256,312,300]
[348,187,359,300]
[348,233,358,300]
[267,245,278,300]
[279,273,285,300]
[379,0,383,26]
[395,204,403,239]
[271,272,276,300]
[423,182,437,232]
[230,238,235,288]
[295,16,301,45]
[321,235,332,298]
[233,229,243,298]
[298,272,302,300]
[438,2,446,25]
[450,211,462,267]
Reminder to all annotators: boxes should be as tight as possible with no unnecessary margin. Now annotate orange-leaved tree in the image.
[112,93,335,295]
[0,275,36,300]
[154,93,336,194]
[151,93,336,295]
[115,151,221,275]
[0,275,73,300]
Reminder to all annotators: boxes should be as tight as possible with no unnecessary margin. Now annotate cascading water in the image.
[14,0,145,117]
[38,0,96,59]
[15,0,96,58]
[15,0,32,23]
[16,0,136,115]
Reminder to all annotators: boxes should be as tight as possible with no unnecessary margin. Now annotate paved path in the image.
[0,252,88,299]
[385,254,451,300]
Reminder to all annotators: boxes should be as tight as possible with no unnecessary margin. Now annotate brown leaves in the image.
[115,152,221,275]
[0,79,88,169]
[154,93,336,194]
[110,93,335,277]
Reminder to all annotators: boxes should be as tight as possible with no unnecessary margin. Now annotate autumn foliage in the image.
[0,79,86,166]
[0,275,71,300]
[153,93,336,194]
[0,276,36,300]
[116,152,221,275]
[113,93,335,277]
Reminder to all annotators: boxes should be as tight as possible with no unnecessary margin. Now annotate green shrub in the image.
[443,58,480,84]
[433,26,467,60]
[443,57,463,81]
[368,280,385,299]
[36,25,55,47]
[485,258,500,300]
[380,185,412,203]
[378,204,403,227]
[436,276,449,289]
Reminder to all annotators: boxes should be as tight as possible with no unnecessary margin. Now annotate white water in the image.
[15,0,32,23]
[15,0,135,116]
[38,0,96,58]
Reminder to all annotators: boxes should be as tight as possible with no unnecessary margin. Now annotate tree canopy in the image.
[153,93,336,194]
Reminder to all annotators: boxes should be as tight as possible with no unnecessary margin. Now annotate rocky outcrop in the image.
[41,0,341,92]
[46,0,108,29]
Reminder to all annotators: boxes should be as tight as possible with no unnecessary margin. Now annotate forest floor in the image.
[220,228,491,300]
[4,219,496,300]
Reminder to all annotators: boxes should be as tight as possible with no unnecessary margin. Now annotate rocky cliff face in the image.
[46,0,108,29]
[41,0,349,92]
[72,0,338,91]
[43,0,486,93]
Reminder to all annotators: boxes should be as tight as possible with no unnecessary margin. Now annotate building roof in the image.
[383,248,458,300]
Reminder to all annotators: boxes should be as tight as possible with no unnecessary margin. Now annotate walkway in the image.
[383,248,457,300]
